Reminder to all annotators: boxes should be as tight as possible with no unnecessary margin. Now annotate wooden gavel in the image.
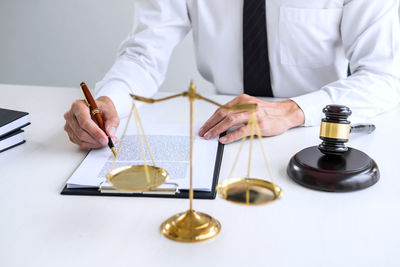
[318,105,375,155]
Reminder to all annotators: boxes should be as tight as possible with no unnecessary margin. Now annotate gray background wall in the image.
[0,0,214,94]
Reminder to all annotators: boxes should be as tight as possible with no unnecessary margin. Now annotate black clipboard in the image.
[61,134,225,199]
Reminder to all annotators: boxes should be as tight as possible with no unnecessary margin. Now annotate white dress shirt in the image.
[95,0,400,126]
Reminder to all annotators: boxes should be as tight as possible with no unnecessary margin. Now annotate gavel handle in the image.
[350,123,376,134]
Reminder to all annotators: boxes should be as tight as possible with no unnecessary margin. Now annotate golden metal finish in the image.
[129,81,249,242]
[100,181,179,194]
[131,93,186,104]
[106,80,281,242]
[189,82,194,211]
[91,108,100,116]
[107,165,169,192]
[217,112,282,206]
[158,81,223,242]
[320,122,350,140]
[217,178,282,205]
[195,94,257,112]
[80,86,90,107]
[106,101,169,191]
[160,210,221,242]
[110,147,117,158]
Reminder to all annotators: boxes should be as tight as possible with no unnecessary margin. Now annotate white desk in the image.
[0,84,399,267]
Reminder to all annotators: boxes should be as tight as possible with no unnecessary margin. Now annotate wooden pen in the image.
[80,82,117,157]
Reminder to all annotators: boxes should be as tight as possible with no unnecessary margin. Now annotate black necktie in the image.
[243,0,273,97]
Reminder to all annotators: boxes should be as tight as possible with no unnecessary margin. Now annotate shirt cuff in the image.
[94,80,133,119]
[290,90,332,126]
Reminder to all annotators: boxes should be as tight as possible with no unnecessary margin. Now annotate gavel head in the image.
[318,105,352,155]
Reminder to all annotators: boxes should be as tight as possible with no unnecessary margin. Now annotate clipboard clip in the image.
[99,181,180,195]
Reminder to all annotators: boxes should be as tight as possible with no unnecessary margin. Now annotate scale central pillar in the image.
[160,81,221,242]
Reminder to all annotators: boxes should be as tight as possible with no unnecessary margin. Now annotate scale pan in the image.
[217,177,282,205]
[107,165,169,192]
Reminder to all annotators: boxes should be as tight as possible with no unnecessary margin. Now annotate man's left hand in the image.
[198,94,305,144]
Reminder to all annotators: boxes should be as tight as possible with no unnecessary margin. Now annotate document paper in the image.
[66,123,219,191]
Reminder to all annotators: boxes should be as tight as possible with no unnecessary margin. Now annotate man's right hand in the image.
[64,96,119,149]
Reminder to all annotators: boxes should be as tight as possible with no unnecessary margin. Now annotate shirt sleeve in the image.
[94,0,191,118]
[291,0,400,126]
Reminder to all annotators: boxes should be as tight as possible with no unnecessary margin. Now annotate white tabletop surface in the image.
[0,83,399,267]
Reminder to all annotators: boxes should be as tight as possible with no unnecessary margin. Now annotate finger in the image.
[199,108,231,137]
[198,94,251,137]
[203,112,250,140]
[65,111,101,145]
[64,123,79,145]
[65,111,102,145]
[224,94,253,107]
[64,114,81,145]
[219,125,248,144]
[105,120,119,145]
[65,123,102,149]
[223,95,243,107]
[101,108,120,138]
[66,124,103,149]
[96,96,119,137]
[71,101,108,145]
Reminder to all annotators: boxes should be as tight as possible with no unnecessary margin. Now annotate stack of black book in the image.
[0,108,30,153]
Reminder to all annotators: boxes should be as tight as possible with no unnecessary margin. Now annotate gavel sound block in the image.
[287,105,379,192]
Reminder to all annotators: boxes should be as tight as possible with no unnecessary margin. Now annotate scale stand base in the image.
[160,210,221,242]
[287,146,379,192]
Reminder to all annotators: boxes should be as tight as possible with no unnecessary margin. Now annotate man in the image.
[64,0,400,149]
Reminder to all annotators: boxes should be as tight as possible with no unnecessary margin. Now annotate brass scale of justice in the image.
[105,81,282,243]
